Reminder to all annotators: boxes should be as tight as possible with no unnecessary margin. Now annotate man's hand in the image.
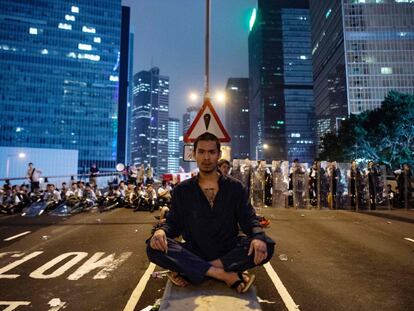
[248,239,267,265]
[150,229,168,253]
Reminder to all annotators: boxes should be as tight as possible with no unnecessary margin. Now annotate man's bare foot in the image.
[206,267,253,293]
[167,271,189,287]
[223,271,251,293]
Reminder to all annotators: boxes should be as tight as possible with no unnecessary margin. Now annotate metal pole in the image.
[204,0,210,98]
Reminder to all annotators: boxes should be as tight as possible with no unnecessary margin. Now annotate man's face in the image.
[219,163,230,176]
[193,140,221,174]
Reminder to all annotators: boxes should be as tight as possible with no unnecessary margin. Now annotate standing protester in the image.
[89,163,100,187]
[26,163,42,193]
[128,164,138,185]
[147,133,275,293]
[146,164,154,184]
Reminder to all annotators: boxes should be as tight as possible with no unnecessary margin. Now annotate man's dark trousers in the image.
[147,236,274,284]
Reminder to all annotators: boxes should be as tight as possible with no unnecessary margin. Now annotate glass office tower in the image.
[168,117,180,173]
[0,1,122,172]
[249,0,315,163]
[225,78,250,160]
[310,0,414,142]
[131,67,169,176]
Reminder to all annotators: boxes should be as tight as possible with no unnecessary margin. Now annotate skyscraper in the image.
[0,0,122,172]
[117,6,131,166]
[249,0,315,163]
[168,118,180,173]
[131,67,169,176]
[310,0,414,143]
[181,105,199,172]
[225,78,250,159]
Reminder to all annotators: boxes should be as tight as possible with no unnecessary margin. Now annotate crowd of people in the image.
[1,157,412,216]
[0,161,174,217]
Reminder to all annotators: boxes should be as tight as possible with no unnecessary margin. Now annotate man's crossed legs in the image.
[147,236,274,293]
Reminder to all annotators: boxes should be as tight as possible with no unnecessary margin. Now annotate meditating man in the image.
[147,132,275,293]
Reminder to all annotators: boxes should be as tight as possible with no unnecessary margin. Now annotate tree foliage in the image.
[319,91,414,169]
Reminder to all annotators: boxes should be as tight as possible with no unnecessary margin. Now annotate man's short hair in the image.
[28,162,33,166]
[193,132,221,152]
[218,159,230,167]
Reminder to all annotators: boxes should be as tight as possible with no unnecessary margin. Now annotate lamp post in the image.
[6,153,26,178]
[255,144,269,160]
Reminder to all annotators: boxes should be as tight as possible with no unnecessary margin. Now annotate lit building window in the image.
[82,26,96,33]
[381,67,392,74]
[109,75,119,82]
[65,15,75,21]
[58,23,72,30]
[29,27,38,35]
[67,52,77,58]
[300,55,307,60]
[71,6,79,13]
[77,53,100,61]
[78,43,92,51]
[94,37,101,43]
[41,49,48,54]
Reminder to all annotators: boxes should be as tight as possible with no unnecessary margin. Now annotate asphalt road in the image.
[0,207,413,311]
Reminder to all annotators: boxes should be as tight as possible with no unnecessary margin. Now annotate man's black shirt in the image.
[159,174,269,261]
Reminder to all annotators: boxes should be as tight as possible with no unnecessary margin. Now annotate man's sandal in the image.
[230,272,256,293]
[166,271,188,287]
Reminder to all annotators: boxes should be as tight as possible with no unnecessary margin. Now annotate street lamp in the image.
[214,91,226,104]
[6,153,26,178]
[189,92,199,103]
[255,144,269,160]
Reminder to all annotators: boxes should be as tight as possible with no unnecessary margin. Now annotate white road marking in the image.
[264,262,300,311]
[404,238,414,243]
[3,231,31,241]
[0,301,31,311]
[123,263,156,311]
[0,252,43,279]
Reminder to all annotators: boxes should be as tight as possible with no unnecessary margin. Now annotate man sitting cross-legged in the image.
[147,133,275,293]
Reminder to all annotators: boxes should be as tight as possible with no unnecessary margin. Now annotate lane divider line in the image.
[123,263,156,311]
[264,262,301,311]
[404,238,414,243]
[3,231,32,241]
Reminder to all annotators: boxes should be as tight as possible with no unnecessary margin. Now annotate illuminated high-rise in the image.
[131,67,169,176]
[310,0,414,145]
[168,118,180,173]
[0,0,123,172]
[225,78,250,159]
[249,0,316,163]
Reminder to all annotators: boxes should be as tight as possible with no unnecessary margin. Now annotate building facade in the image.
[180,105,199,172]
[0,0,122,172]
[131,67,169,176]
[225,78,250,160]
[168,118,180,173]
[310,0,414,145]
[249,0,315,163]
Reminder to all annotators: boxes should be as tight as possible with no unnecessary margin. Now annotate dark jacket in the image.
[159,174,270,261]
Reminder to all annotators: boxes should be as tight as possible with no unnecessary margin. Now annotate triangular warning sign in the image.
[184,97,231,143]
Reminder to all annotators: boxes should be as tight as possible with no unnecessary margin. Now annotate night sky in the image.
[121,0,257,123]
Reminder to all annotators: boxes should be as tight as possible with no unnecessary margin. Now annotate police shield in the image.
[292,163,308,209]
[272,161,289,208]
[251,161,266,208]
